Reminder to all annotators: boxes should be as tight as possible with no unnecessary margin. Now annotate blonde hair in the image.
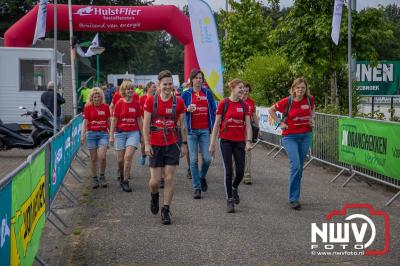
[289,77,311,97]
[227,78,244,92]
[119,79,134,98]
[87,87,105,105]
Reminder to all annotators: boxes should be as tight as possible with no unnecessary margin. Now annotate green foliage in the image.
[235,54,293,106]
[220,0,273,73]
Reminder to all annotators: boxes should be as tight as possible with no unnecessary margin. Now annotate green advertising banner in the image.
[10,149,46,266]
[339,117,400,180]
[355,60,400,96]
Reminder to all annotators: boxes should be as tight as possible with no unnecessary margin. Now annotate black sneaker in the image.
[232,188,240,204]
[227,198,235,213]
[98,174,108,188]
[193,189,201,199]
[150,192,159,214]
[121,180,132,192]
[160,178,165,189]
[290,201,301,210]
[161,206,171,225]
[92,176,99,189]
[200,178,208,192]
[187,169,192,179]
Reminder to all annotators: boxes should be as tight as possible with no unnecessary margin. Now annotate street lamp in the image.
[90,46,105,86]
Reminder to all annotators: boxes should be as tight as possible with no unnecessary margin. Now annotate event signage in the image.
[49,131,65,203]
[0,181,12,266]
[256,107,282,136]
[355,61,400,96]
[63,124,73,172]
[71,114,83,156]
[188,0,224,99]
[10,150,46,266]
[339,117,400,179]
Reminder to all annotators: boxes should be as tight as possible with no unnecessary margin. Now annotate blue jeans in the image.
[187,129,212,190]
[282,132,312,202]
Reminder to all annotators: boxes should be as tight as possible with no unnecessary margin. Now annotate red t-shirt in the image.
[144,95,185,146]
[139,95,148,117]
[113,100,141,132]
[112,91,139,106]
[244,97,256,122]
[83,103,110,132]
[190,90,209,130]
[216,98,250,142]
[275,96,315,136]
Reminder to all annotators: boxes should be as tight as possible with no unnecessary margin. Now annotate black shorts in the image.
[149,143,180,168]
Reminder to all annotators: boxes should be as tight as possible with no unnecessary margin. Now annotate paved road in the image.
[37,144,400,265]
[0,149,32,179]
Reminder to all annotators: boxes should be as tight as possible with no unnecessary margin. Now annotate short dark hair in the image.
[189,69,204,86]
[158,70,172,81]
[243,81,252,92]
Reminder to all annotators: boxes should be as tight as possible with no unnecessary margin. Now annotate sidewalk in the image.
[37,144,400,265]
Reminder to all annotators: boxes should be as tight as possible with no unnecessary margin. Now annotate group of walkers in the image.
[80,69,315,224]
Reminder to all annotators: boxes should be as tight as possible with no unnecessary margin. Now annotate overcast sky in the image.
[153,0,400,11]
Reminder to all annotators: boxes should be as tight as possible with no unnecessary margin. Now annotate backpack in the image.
[150,95,178,144]
[221,98,246,133]
[282,95,313,123]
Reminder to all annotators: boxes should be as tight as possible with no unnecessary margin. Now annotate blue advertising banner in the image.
[63,123,72,172]
[71,115,83,157]
[0,181,12,266]
[49,131,65,203]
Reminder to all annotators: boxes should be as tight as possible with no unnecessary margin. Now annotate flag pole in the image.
[68,0,77,116]
[348,0,352,118]
[53,0,58,133]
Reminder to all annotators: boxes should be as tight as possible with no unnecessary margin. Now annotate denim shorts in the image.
[86,131,109,150]
[114,130,140,150]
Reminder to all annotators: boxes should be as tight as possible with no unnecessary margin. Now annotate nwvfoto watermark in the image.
[310,204,390,256]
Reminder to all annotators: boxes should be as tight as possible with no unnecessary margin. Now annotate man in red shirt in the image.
[143,70,188,225]
[241,82,259,185]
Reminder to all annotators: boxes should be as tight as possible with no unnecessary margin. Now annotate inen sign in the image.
[355,61,400,96]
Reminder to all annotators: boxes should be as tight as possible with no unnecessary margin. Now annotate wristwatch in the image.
[182,141,188,145]
[246,139,252,143]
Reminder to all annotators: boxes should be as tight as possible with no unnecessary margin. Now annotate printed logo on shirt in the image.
[128,107,136,113]
[198,96,207,101]
[237,108,244,113]
[301,104,310,110]
[165,108,172,114]
[98,111,105,115]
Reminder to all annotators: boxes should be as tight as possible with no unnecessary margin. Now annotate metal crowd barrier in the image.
[256,111,400,207]
[0,114,85,266]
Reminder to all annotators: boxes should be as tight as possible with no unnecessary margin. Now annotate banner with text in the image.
[256,107,282,136]
[63,124,73,170]
[339,117,400,179]
[188,0,224,99]
[49,131,65,203]
[10,150,46,266]
[0,181,12,266]
[355,61,400,96]
[71,114,83,157]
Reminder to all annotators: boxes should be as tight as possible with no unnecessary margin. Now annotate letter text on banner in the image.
[11,150,46,266]
[0,181,12,266]
[63,124,73,171]
[32,0,48,45]
[331,0,343,45]
[71,114,83,156]
[50,131,65,203]
[188,0,224,100]
[339,117,400,180]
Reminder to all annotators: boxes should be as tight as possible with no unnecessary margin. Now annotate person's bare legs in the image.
[89,149,98,177]
[123,146,136,181]
[117,150,125,179]
[163,165,176,205]
[98,146,107,176]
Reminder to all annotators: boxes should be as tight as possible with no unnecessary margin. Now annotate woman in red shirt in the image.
[81,87,111,189]
[268,77,315,210]
[209,78,253,213]
[109,80,143,192]
[138,81,157,166]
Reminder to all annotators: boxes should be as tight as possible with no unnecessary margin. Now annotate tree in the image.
[220,0,273,73]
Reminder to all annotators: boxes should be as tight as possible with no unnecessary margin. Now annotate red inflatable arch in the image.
[4,4,199,80]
